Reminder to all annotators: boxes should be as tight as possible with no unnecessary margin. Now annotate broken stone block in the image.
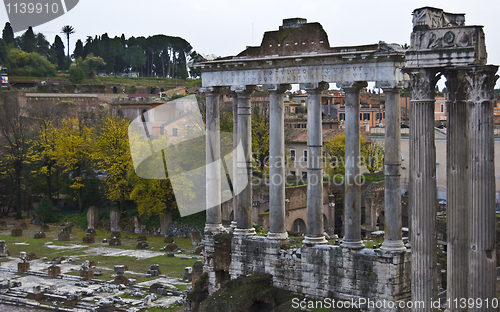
[164,244,178,252]
[114,265,125,275]
[27,252,37,260]
[183,267,192,282]
[136,242,148,249]
[109,238,121,246]
[113,275,128,285]
[83,236,94,243]
[34,232,46,239]
[147,270,159,277]
[167,253,175,257]
[80,270,94,281]
[58,232,70,241]
[11,228,22,237]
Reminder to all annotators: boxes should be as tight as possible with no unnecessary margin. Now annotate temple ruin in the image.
[194,7,498,311]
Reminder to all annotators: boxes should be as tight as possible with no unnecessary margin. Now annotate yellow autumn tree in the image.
[92,115,133,211]
[323,133,368,176]
[50,118,93,212]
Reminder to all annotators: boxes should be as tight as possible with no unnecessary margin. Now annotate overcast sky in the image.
[1,0,499,87]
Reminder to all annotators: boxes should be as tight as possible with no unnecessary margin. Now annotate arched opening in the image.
[291,218,306,234]
[150,87,159,95]
[112,86,118,94]
[249,301,272,312]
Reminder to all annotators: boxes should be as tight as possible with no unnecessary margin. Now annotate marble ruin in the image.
[194,7,498,311]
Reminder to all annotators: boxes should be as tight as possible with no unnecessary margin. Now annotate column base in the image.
[228,221,237,232]
[380,240,406,252]
[302,235,327,245]
[233,228,256,236]
[204,224,226,235]
[340,239,365,249]
[266,232,288,240]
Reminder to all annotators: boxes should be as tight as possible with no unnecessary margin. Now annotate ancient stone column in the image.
[445,69,469,310]
[301,82,328,245]
[160,211,172,235]
[234,86,256,236]
[265,84,291,240]
[203,87,225,234]
[381,86,405,252]
[110,207,120,233]
[230,94,238,231]
[339,81,367,249]
[408,68,440,311]
[466,66,498,311]
[87,206,98,230]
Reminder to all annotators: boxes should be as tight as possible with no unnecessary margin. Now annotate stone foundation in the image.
[83,236,95,244]
[48,265,61,278]
[11,229,22,237]
[18,262,30,273]
[80,270,94,281]
[203,235,411,310]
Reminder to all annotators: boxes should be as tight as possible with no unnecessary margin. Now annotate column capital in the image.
[262,84,291,93]
[407,68,441,101]
[337,81,368,92]
[299,82,329,92]
[231,85,256,97]
[444,69,469,103]
[465,65,499,103]
[375,81,403,91]
[199,86,222,94]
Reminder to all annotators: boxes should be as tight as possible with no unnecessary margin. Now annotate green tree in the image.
[2,22,14,46]
[324,133,368,176]
[251,106,269,177]
[0,39,7,64]
[35,33,50,59]
[78,54,105,78]
[7,48,56,76]
[124,45,146,72]
[61,25,75,60]
[49,35,66,70]
[20,26,36,53]
[362,142,385,173]
[69,65,85,83]
[73,39,84,59]
[35,196,60,223]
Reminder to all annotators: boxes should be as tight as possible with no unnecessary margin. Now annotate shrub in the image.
[35,197,61,223]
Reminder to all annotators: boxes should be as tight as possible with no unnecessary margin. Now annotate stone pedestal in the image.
[80,270,94,281]
[11,228,22,237]
[18,262,30,273]
[48,265,61,278]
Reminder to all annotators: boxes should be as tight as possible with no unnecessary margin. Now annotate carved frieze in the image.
[412,7,465,30]
[410,27,481,51]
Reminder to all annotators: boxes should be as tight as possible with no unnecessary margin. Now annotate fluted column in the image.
[233,86,256,236]
[408,68,440,311]
[466,66,498,312]
[265,84,291,240]
[230,94,238,231]
[381,86,406,252]
[203,87,225,234]
[339,81,367,249]
[301,82,328,245]
[445,69,469,311]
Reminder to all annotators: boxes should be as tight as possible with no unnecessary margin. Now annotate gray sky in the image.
[2,0,499,86]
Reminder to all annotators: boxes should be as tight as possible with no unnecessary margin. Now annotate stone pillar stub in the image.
[110,207,120,233]
[264,84,291,241]
[444,69,469,310]
[203,87,225,234]
[233,85,256,236]
[380,85,405,252]
[407,68,441,311]
[466,65,498,311]
[87,206,99,230]
[338,81,367,250]
[301,82,328,245]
